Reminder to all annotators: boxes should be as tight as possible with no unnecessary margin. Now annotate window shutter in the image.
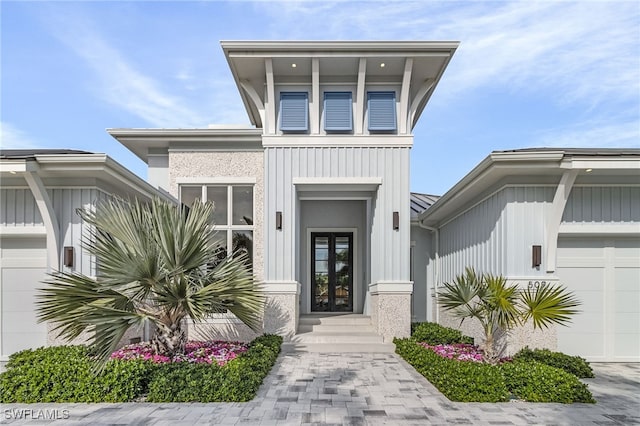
[367,91,397,132]
[280,92,309,132]
[324,92,353,132]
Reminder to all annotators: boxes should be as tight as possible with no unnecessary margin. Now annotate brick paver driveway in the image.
[2,351,639,425]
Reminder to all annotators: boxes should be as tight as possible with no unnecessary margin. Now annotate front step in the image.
[286,314,395,353]
[282,342,396,353]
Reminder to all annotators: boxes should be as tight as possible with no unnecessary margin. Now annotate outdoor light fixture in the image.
[380,62,385,68]
[63,246,74,268]
[532,245,542,268]
[276,211,283,230]
[291,63,297,68]
[585,168,593,173]
[393,211,399,230]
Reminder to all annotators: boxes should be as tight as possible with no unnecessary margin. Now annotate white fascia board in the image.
[0,159,37,173]
[108,128,263,162]
[34,154,173,202]
[262,135,413,147]
[221,40,460,55]
[565,159,640,170]
[418,151,567,225]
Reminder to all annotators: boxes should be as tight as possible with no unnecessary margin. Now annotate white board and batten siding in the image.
[438,186,554,283]
[264,146,411,284]
[1,187,106,365]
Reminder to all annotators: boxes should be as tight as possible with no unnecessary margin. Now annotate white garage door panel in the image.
[557,237,640,362]
[1,237,48,361]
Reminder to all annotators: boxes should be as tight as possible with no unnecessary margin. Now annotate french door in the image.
[311,232,353,312]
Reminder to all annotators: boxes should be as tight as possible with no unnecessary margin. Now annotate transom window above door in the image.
[180,184,254,269]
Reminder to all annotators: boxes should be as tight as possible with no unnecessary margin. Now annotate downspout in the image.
[418,222,439,323]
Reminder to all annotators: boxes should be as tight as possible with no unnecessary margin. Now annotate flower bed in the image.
[419,342,512,364]
[110,340,248,365]
[419,342,484,362]
[0,334,282,403]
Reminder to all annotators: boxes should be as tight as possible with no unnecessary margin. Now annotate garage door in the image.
[557,237,640,362]
[0,237,48,365]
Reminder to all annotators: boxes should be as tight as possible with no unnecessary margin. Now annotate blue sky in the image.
[2,1,639,194]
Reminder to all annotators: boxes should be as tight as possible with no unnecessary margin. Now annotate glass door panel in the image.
[311,233,353,312]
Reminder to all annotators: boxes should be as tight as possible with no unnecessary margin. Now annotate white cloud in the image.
[43,11,208,128]
[0,122,41,150]
[257,1,639,107]
[533,118,640,149]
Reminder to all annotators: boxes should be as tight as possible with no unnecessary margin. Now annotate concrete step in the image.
[291,331,384,344]
[282,342,396,353]
[297,323,376,333]
[298,314,372,326]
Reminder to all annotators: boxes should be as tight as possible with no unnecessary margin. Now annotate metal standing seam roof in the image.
[410,192,440,220]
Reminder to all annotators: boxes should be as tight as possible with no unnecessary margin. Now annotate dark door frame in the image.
[311,232,354,312]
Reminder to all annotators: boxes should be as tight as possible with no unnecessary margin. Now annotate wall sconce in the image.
[276,211,282,230]
[63,246,74,268]
[532,245,542,268]
[393,211,399,230]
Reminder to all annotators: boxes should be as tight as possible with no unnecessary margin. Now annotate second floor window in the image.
[324,91,353,132]
[367,91,397,132]
[279,92,309,132]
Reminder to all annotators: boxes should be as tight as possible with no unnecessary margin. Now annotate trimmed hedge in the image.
[395,338,508,402]
[395,338,595,404]
[500,360,595,403]
[512,347,594,378]
[411,322,474,345]
[147,334,282,402]
[0,346,153,403]
[0,334,282,403]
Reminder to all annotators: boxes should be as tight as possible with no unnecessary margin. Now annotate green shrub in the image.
[500,360,595,403]
[0,346,154,403]
[394,338,508,402]
[411,322,474,345]
[147,334,282,402]
[512,347,594,378]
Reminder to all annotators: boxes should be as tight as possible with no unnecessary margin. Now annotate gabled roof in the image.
[0,149,173,201]
[418,147,640,227]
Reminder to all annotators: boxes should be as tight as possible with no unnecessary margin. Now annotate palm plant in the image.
[37,197,264,365]
[437,267,580,364]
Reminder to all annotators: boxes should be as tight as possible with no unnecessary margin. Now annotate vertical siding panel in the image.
[0,189,6,225]
[15,189,25,227]
[630,188,640,222]
[6,189,16,225]
[611,187,621,222]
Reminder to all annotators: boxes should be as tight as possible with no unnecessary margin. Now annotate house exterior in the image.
[0,150,170,368]
[109,41,459,344]
[415,148,640,362]
[1,41,638,364]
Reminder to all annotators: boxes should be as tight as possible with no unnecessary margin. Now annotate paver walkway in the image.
[1,351,639,425]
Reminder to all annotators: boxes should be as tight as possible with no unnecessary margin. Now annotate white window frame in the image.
[178,182,255,263]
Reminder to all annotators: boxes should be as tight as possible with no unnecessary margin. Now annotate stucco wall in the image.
[169,151,265,282]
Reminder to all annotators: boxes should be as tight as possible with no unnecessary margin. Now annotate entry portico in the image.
[111,40,459,343]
